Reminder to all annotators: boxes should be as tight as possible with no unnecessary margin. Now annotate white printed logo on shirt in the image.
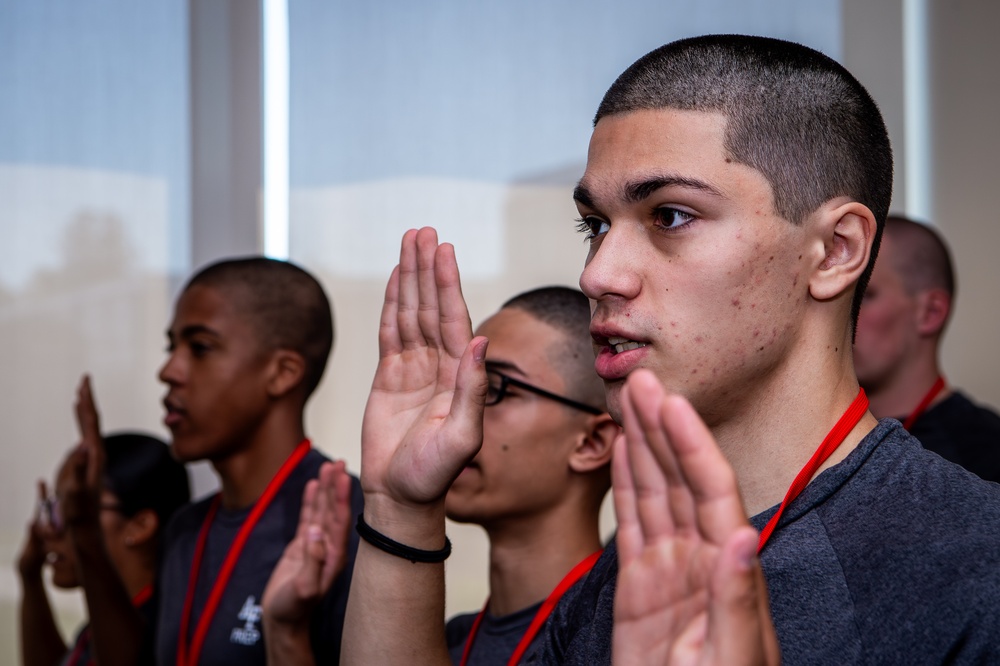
[230,595,262,646]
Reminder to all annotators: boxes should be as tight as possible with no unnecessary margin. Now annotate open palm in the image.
[360,227,488,508]
[612,371,779,666]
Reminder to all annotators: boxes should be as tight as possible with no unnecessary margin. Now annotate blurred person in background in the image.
[17,388,190,666]
[854,215,1000,482]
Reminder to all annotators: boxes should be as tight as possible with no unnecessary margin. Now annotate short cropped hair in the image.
[185,257,334,397]
[595,34,894,329]
[104,432,190,528]
[502,286,605,411]
[885,215,956,297]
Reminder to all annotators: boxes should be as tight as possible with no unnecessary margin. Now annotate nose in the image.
[579,223,643,302]
[158,350,183,386]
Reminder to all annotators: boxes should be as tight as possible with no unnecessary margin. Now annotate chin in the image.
[170,433,215,464]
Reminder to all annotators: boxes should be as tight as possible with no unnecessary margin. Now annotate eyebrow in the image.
[485,359,527,377]
[574,173,723,209]
[166,324,221,341]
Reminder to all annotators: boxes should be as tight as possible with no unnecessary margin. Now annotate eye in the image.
[575,216,610,241]
[652,207,695,230]
[190,341,212,357]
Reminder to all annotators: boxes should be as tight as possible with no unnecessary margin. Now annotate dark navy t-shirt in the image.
[527,420,1000,665]
[904,391,1000,483]
[154,448,363,665]
[447,602,543,666]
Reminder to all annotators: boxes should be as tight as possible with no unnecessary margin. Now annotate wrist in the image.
[361,493,447,550]
[264,620,314,664]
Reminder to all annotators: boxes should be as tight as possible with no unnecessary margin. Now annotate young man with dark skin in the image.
[341,35,1000,666]
[444,287,619,665]
[42,258,359,666]
[153,257,359,666]
[853,215,1000,482]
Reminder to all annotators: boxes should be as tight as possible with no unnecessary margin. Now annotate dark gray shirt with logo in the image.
[154,449,362,665]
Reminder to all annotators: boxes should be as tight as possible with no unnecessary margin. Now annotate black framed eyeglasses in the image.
[485,368,603,415]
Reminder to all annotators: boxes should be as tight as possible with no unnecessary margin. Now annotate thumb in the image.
[448,336,489,442]
[706,526,777,665]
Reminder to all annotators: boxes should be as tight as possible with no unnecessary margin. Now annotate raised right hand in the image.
[360,227,489,512]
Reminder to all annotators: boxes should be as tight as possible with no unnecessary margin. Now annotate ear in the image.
[916,288,951,337]
[568,414,620,474]
[808,201,877,302]
[265,349,307,399]
[123,509,159,548]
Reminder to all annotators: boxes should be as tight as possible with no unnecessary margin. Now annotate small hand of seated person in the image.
[262,460,352,666]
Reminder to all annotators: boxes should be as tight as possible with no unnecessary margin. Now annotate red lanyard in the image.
[459,549,603,666]
[757,389,869,553]
[902,376,946,430]
[69,584,155,666]
[176,440,311,666]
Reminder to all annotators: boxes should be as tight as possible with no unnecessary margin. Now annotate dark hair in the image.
[184,257,334,398]
[502,286,604,410]
[884,215,955,297]
[104,432,190,528]
[595,34,894,330]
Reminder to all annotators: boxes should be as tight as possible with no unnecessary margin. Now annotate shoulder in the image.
[526,543,616,665]
[162,493,216,543]
[446,611,479,650]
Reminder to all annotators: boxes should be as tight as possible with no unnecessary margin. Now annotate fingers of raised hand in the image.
[396,228,440,350]
[705,527,778,666]
[611,433,643,565]
[390,228,473,360]
[617,376,676,543]
[434,242,474,358]
[657,394,748,544]
[379,266,403,358]
[74,375,105,489]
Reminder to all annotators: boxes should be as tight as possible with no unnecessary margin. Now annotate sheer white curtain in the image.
[0,2,188,658]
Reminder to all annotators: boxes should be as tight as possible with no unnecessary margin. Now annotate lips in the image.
[162,397,186,428]
[591,328,651,381]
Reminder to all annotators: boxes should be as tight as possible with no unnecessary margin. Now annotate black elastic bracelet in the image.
[356,514,452,563]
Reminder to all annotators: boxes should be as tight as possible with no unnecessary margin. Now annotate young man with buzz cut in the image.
[445,287,619,665]
[154,257,361,666]
[341,34,1000,666]
[853,215,1000,482]
[259,286,619,666]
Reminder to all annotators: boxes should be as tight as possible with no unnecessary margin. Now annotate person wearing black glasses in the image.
[442,286,619,666]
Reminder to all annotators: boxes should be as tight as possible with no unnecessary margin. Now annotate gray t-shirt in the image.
[528,420,1000,665]
[154,449,363,665]
[447,602,543,666]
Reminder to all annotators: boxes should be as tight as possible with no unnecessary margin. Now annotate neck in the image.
[484,496,602,617]
[865,350,946,419]
[213,413,306,509]
[117,550,157,601]
[712,324,878,517]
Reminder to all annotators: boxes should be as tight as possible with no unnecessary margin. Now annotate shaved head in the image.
[501,286,604,411]
[184,257,334,397]
[883,216,955,297]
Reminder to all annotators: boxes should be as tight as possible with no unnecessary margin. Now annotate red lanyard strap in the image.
[757,389,868,554]
[460,549,604,666]
[177,439,311,666]
[902,376,946,430]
